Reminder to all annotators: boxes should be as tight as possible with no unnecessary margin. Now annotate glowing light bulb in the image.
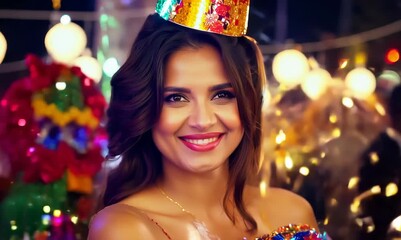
[45,22,87,64]
[345,67,376,99]
[273,49,309,88]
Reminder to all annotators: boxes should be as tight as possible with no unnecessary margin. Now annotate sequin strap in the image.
[146,216,173,240]
[255,224,328,240]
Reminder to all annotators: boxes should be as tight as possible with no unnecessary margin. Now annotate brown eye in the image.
[164,94,188,102]
[212,90,236,100]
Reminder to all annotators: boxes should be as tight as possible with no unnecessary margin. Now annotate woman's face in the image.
[152,44,244,173]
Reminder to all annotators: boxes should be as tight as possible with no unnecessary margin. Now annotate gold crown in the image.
[155,0,250,37]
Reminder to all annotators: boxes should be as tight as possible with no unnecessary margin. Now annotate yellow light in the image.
[45,22,87,64]
[355,218,363,227]
[284,154,293,170]
[350,199,360,213]
[329,114,338,123]
[73,56,102,83]
[371,185,381,194]
[320,152,326,158]
[324,217,329,225]
[339,58,349,69]
[71,215,79,224]
[310,157,319,165]
[275,130,286,145]
[299,166,310,176]
[332,128,341,137]
[43,205,51,213]
[390,216,401,231]
[342,97,354,108]
[385,182,398,197]
[275,109,282,116]
[369,152,379,164]
[345,67,376,100]
[308,57,320,69]
[375,103,386,116]
[301,68,331,100]
[348,177,360,190]
[53,209,62,217]
[11,225,17,231]
[330,198,338,206]
[355,52,367,66]
[0,31,7,64]
[259,180,267,197]
[272,49,309,88]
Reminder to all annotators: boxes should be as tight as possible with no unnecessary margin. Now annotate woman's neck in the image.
[159,161,230,211]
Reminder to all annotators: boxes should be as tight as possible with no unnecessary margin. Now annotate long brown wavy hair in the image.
[101,13,266,232]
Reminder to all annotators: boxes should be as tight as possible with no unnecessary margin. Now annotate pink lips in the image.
[179,132,223,152]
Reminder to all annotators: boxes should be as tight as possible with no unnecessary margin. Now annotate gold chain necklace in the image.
[158,186,194,216]
[157,185,221,240]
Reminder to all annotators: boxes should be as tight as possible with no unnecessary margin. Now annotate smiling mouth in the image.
[179,134,223,152]
[182,137,219,145]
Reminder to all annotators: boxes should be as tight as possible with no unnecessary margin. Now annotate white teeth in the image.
[184,137,218,145]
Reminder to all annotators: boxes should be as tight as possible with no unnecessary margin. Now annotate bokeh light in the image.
[272,49,309,88]
[301,68,331,100]
[73,56,102,83]
[45,22,87,64]
[345,67,376,99]
[0,31,7,63]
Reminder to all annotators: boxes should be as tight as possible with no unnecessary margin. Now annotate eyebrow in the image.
[210,83,232,91]
[164,83,233,93]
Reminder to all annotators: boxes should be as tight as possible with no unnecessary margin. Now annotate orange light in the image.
[386,48,400,64]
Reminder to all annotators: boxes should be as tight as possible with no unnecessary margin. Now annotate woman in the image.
[89,1,323,239]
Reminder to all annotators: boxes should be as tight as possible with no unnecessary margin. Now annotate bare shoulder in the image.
[88,204,158,240]
[266,187,318,228]
[246,186,318,230]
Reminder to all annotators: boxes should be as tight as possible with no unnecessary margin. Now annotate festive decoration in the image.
[0,31,7,63]
[251,224,327,240]
[73,56,103,83]
[262,55,395,237]
[0,54,107,239]
[345,67,376,100]
[272,49,309,88]
[52,0,62,10]
[45,22,87,64]
[155,0,250,37]
[301,68,331,100]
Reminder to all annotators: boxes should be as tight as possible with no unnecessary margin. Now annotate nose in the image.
[188,101,217,131]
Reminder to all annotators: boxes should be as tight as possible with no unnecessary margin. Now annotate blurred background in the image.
[1,0,401,239]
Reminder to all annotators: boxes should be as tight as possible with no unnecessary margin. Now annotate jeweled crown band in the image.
[155,0,250,37]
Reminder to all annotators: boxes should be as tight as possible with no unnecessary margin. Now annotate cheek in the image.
[216,105,242,129]
[154,108,188,134]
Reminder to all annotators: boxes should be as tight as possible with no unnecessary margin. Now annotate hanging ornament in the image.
[52,0,62,10]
